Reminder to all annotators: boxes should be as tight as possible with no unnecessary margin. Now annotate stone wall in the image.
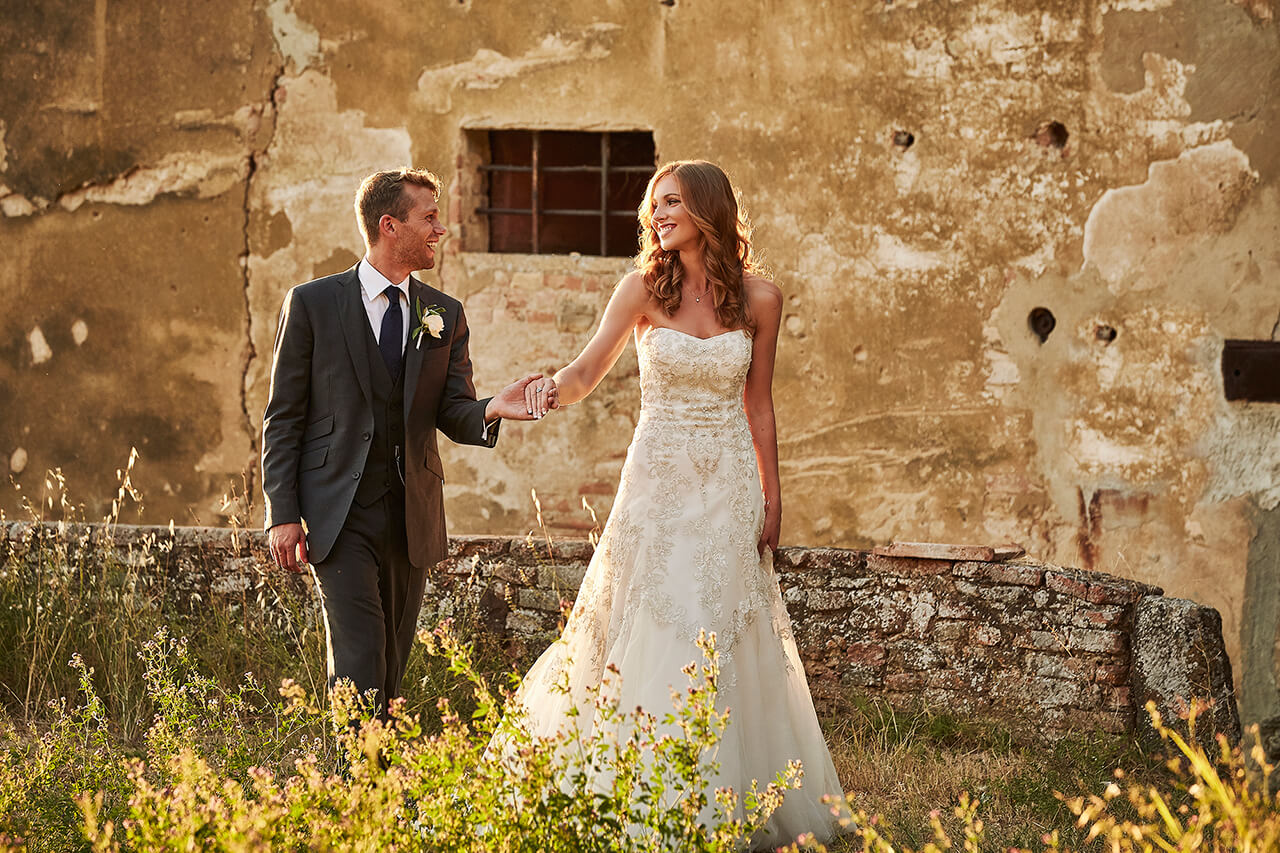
[5,522,1238,744]
[433,534,1242,743]
[2,0,1277,729]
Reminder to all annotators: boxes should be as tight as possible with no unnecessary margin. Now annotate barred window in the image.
[474,130,656,256]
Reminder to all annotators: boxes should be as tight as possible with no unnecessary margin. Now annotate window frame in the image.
[475,130,654,256]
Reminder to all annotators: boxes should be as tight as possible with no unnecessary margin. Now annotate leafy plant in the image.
[65,624,796,852]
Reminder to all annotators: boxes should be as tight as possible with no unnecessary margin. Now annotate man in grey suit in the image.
[261,168,553,714]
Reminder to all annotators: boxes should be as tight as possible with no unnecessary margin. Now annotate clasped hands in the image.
[486,373,560,422]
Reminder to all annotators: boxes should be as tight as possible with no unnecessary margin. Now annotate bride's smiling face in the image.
[650,174,701,253]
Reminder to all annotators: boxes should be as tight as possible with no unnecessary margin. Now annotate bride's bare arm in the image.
[545,271,649,408]
[743,275,784,553]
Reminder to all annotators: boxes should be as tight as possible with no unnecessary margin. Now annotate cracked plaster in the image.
[243,70,413,444]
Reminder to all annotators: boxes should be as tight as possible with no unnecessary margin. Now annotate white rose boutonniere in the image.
[412,298,446,349]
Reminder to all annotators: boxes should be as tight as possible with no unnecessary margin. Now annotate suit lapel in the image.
[404,278,428,417]
[337,266,374,406]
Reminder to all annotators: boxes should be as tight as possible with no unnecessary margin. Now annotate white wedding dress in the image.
[512,326,843,847]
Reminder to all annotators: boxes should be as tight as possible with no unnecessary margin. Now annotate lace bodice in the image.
[637,326,752,428]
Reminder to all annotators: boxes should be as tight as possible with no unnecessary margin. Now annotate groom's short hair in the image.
[355,168,441,246]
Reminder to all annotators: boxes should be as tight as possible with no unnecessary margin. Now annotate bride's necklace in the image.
[690,284,708,304]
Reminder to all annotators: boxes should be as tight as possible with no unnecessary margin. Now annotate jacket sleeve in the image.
[435,301,499,448]
[261,287,313,528]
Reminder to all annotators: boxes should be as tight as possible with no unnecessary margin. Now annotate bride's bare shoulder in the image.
[616,269,647,292]
[743,273,781,311]
[614,270,664,313]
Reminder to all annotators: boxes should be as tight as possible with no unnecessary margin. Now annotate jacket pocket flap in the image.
[424,448,445,480]
[303,414,334,442]
[300,445,328,471]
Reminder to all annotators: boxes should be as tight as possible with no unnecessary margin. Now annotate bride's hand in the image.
[487,373,548,421]
[524,376,559,419]
[758,499,781,554]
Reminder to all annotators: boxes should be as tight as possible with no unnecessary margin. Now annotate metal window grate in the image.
[477,130,656,256]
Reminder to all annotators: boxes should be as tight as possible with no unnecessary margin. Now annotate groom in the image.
[261,167,547,713]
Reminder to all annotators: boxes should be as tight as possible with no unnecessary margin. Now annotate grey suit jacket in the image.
[261,265,498,567]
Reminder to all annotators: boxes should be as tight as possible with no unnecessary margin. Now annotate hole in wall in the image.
[1034,121,1069,149]
[1028,307,1055,344]
[1095,324,1117,344]
[892,130,915,150]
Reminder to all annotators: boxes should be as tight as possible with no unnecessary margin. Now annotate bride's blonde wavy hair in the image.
[635,160,760,333]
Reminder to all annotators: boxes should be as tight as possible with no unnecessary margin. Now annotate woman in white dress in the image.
[515,160,842,846]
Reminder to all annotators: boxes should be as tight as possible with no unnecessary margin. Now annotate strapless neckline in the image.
[642,326,748,345]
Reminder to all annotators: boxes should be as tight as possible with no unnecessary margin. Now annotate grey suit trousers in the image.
[310,493,425,716]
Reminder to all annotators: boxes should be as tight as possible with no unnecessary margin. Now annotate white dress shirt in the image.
[358,258,410,351]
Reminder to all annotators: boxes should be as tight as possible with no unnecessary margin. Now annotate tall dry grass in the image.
[1,454,1268,850]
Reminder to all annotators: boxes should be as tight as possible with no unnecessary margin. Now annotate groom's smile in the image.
[394,184,448,271]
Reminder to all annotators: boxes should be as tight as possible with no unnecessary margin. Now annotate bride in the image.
[514,160,842,846]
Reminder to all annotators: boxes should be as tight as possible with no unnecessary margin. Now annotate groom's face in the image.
[393,185,447,271]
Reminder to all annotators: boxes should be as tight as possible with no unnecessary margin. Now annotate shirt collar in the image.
[358,257,410,302]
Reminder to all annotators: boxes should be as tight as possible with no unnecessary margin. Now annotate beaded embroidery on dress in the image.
[511,326,843,846]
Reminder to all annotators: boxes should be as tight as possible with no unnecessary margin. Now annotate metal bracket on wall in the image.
[1222,340,1280,403]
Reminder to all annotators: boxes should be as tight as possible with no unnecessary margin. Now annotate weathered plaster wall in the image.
[0,0,278,522]
[2,0,1278,721]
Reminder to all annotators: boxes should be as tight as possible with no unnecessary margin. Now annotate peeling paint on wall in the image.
[413,25,622,114]
[55,152,249,213]
[0,193,35,218]
[265,0,322,72]
[27,327,52,366]
[1082,142,1258,288]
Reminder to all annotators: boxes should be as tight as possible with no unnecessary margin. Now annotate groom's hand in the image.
[269,522,309,573]
[486,373,558,421]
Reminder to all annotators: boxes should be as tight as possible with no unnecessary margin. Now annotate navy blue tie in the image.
[379,285,404,379]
